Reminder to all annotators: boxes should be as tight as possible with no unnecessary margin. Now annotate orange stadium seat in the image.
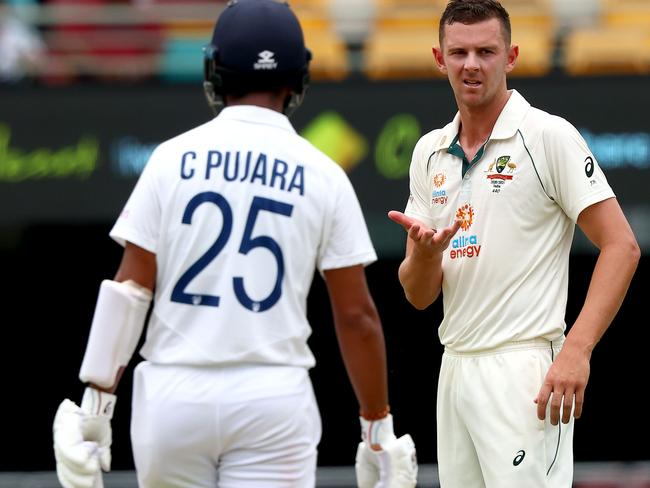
[560,0,650,75]
[562,27,650,76]
[510,26,555,77]
[600,0,650,32]
[362,0,440,80]
[293,6,350,81]
[363,26,442,80]
[604,9,650,30]
[302,24,350,81]
[363,0,557,80]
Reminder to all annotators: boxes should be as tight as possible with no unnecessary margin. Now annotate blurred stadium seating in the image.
[562,0,650,75]
[0,0,650,84]
[1,0,650,83]
[363,0,441,81]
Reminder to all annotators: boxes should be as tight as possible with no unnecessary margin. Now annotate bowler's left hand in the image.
[534,343,590,425]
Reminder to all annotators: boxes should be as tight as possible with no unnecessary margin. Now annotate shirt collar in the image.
[432,89,531,152]
[490,89,530,139]
[215,105,296,134]
[433,112,462,152]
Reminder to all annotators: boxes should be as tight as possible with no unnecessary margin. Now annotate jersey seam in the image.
[546,341,561,477]
[517,129,553,202]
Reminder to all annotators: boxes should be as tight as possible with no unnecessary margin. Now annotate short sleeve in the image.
[109,146,163,252]
[543,117,615,222]
[404,136,436,228]
[317,170,377,271]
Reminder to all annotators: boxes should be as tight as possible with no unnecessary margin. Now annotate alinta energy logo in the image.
[485,155,516,194]
[450,203,481,259]
[455,203,474,231]
[431,172,448,205]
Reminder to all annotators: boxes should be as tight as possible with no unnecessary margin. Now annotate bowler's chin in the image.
[458,93,488,109]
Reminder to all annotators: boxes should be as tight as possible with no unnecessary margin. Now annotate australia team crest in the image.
[485,155,517,193]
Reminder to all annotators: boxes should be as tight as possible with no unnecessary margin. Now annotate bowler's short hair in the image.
[439,0,512,47]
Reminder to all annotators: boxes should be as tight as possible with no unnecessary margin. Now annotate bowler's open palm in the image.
[387,211,461,256]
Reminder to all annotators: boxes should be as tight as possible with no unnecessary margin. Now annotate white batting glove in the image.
[355,414,418,488]
[53,387,116,488]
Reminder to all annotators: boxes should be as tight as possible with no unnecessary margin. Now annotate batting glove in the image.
[355,414,418,488]
[53,387,116,488]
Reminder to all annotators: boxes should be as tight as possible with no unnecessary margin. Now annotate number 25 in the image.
[171,191,293,312]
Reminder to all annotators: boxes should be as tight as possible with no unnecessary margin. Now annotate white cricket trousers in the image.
[437,338,574,488]
[131,362,322,488]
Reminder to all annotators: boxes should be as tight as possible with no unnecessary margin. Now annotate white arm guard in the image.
[79,280,152,388]
[356,415,418,488]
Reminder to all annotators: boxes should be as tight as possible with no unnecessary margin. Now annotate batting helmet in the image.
[203,0,312,116]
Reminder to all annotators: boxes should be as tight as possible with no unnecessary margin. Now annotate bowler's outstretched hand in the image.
[387,211,461,256]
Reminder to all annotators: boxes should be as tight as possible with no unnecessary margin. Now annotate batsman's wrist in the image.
[360,404,390,421]
[360,413,396,447]
[81,386,117,419]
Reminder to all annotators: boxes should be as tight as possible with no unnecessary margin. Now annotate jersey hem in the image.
[109,227,157,253]
[319,251,377,271]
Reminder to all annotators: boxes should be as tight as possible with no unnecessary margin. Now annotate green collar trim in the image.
[447,133,488,178]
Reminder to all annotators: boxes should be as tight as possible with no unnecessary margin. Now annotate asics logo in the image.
[513,450,525,466]
[254,50,278,70]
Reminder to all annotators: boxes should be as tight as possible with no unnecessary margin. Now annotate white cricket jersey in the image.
[404,90,614,352]
[110,105,377,368]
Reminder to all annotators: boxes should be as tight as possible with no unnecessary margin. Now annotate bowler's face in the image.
[435,18,517,110]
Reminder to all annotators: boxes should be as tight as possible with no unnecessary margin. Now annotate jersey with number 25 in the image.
[110,106,377,369]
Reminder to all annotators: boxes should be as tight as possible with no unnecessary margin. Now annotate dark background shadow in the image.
[1,222,646,471]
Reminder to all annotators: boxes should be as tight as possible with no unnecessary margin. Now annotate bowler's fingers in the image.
[536,386,582,425]
[561,388,574,424]
[388,210,438,243]
[449,219,462,235]
[535,384,551,421]
[387,210,414,230]
[435,220,463,247]
[409,224,436,244]
[408,224,421,242]
[573,389,584,420]
[551,390,570,425]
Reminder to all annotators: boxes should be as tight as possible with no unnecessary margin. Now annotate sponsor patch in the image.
[431,172,448,205]
[450,203,481,259]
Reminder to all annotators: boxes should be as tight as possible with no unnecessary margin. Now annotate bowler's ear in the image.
[505,44,519,73]
[432,46,447,74]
